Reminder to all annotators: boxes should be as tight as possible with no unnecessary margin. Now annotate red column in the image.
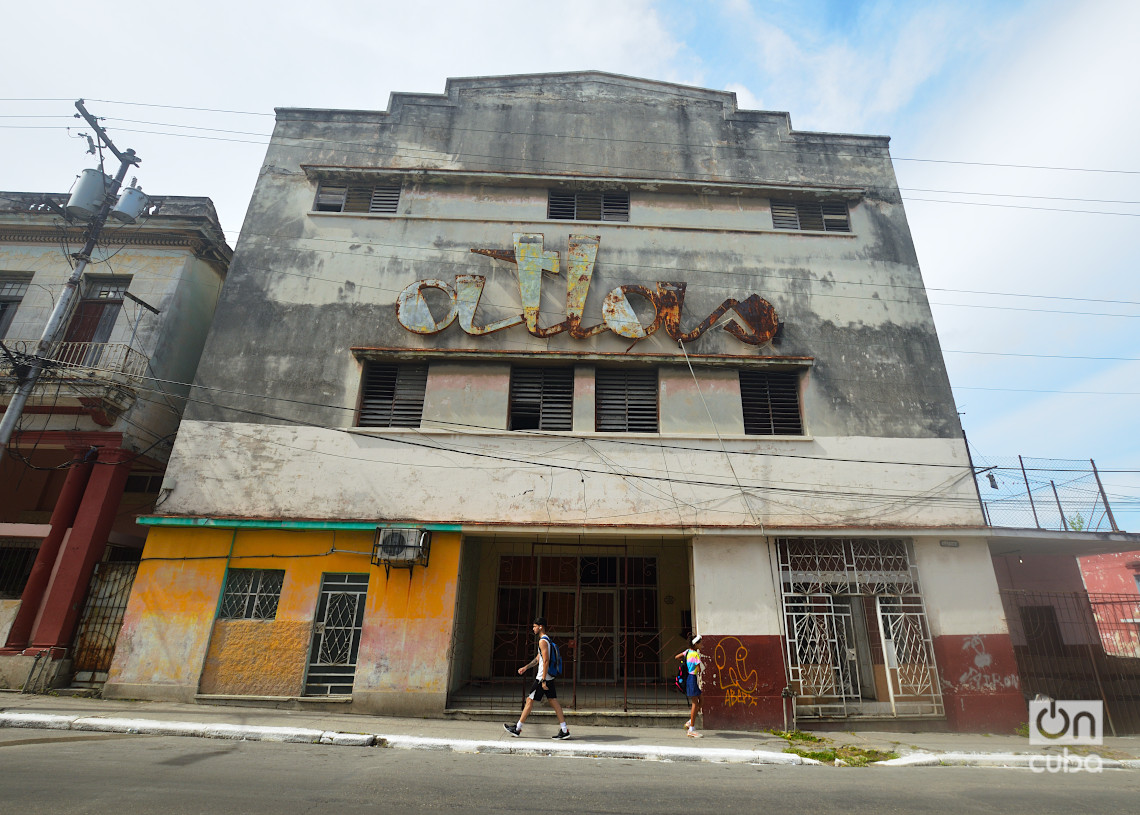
[2,451,95,652]
[28,448,132,652]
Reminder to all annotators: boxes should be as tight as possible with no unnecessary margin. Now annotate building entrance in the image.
[778,538,944,719]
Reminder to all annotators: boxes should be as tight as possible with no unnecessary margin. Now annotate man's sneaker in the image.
[551,730,571,740]
[503,723,521,737]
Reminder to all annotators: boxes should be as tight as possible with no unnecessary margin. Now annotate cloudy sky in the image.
[3,0,1138,529]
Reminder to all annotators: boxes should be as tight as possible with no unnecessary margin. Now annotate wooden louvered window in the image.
[595,368,658,432]
[740,370,803,435]
[314,183,401,214]
[509,367,574,431]
[548,190,630,222]
[358,362,427,427]
[770,200,850,232]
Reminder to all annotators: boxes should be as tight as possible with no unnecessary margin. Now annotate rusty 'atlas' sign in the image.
[395,234,778,346]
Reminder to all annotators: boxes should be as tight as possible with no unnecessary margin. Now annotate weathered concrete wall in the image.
[184,73,958,454]
[159,421,980,528]
[916,538,1025,732]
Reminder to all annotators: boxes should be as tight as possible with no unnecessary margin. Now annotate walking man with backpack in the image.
[504,616,570,739]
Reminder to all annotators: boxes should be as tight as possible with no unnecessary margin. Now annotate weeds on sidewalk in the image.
[765,729,826,743]
[783,744,899,766]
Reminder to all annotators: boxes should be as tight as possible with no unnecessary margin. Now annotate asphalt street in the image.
[3,728,1140,815]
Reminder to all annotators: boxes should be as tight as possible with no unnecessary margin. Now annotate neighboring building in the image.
[106,73,1139,731]
[0,192,231,690]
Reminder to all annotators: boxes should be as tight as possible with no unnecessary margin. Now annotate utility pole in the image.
[0,100,141,450]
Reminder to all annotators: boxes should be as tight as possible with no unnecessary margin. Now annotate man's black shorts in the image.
[527,678,558,701]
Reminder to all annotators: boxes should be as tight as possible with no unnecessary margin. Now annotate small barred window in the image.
[218,569,285,620]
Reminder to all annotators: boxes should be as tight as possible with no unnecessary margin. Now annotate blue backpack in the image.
[542,635,562,678]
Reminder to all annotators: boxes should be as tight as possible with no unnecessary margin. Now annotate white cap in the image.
[691,635,702,646]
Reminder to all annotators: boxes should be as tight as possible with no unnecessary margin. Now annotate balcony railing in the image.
[2,339,149,380]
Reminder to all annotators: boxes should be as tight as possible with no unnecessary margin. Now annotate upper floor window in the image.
[509,366,573,431]
[314,183,401,214]
[740,370,803,435]
[0,276,30,337]
[596,368,658,432]
[548,190,629,222]
[218,568,285,620]
[771,199,850,232]
[357,362,427,428]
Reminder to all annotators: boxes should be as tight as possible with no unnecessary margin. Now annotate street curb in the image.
[0,711,797,763]
[0,712,377,748]
[879,751,1137,770]
[1,712,1136,768]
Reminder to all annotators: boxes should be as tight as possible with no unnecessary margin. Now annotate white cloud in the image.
[724,83,763,111]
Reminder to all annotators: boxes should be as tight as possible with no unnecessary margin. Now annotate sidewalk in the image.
[2,690,1138,769]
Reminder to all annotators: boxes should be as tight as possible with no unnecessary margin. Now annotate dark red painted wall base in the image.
[698,635,789,730]
[933,633,1026,733]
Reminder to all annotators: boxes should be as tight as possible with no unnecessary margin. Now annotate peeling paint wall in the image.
[107,527,462,713]
[0,600,19,644]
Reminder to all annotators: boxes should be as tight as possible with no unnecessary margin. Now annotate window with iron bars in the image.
[595,368,658,432]
[218,569,285,620]
[0,538,39,599]
[548,190,630,222]
[740,370,803,435]
[357,362,428,428]
[509,366,573,430]
[313,183,401,214]
[770,199,851,232]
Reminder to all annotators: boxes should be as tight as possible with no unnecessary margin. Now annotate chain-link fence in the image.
[971,453,1121,532]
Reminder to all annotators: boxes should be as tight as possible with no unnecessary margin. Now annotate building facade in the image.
[107,73,1039,730]
[0,192,230,689]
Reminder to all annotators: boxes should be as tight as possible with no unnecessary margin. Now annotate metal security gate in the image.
[71,561,138,689]
[778,538,943,719]
[1001,590,1140,734]
[304,573,368,696]
[447,540,690,713]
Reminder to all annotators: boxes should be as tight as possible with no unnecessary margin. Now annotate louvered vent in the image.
[595,368,658,432]
[314,185,348,212]
[770,199,850,232]
[358,363,427,427]
[509,367,574,430]
[548,190,630,222]
[740,370,803,435]
[314,183,401,214]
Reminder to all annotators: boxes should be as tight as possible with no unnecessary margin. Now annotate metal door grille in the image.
[304,573,369,696]
[448,542,687,713]
[778,538,942,718]
[876,595,943,715]
[71,562,138,687]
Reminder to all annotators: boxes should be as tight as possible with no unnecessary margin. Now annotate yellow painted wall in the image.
[108,526,463,705]
[107,527,233,695]
[353,531,462,693]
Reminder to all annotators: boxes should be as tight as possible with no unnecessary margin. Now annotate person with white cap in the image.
[673,634,705,738]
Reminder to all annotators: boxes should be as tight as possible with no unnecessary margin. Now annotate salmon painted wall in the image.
[105,527,232,701]
[1079,551,1140,595]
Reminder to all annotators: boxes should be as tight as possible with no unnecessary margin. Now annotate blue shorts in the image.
[685,673,701,698]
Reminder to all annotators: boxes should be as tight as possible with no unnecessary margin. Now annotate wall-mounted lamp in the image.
[987,473,999,489]
[939,539,959,548]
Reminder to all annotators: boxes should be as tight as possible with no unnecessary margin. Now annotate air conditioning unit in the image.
[372,527,431,575]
